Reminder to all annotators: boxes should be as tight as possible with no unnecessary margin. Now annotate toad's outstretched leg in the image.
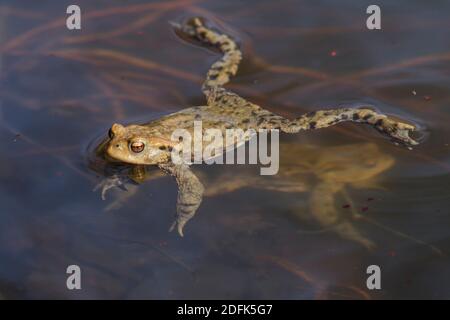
[171,17,242,98]
[259,107,418,147]
[159,163,204,237]
[173,17,418,147]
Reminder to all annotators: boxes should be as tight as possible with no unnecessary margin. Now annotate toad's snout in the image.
[106,141,126,159]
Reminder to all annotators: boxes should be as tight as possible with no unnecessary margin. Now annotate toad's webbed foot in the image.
[374,117,418,147]
[159,163,204,237]
[93,174,137,200]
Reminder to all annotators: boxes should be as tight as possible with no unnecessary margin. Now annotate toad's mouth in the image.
[106,151,138,165]
[104,152,125,164]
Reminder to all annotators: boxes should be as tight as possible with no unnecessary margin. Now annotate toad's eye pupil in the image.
[130,141,144,153]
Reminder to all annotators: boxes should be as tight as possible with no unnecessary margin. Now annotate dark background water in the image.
[1,0,450,299]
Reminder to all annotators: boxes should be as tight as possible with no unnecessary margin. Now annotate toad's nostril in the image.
[116,144,120,148]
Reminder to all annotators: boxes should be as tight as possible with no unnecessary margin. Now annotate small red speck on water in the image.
[159,241,168,247]
[136,31,144,35]
[423,95,431,101]
[329,50,337,57]
[342,204,351,209]
[367,197,374,201]
[55,171,63,177]
[389,251,396,257]
[361,206,369,212]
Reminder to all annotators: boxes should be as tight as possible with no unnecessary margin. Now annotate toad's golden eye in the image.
[130,141,145,153]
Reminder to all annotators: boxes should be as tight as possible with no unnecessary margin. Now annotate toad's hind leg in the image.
[258,107,419,147]
[172,17,246,106]
[172,18,419,147]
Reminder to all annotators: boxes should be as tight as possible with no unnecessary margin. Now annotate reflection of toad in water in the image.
[94,142,395,249]
[204,142,395,249]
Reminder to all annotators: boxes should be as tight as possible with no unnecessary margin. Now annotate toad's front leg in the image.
[93,174,138,200]
[159,163,205,237]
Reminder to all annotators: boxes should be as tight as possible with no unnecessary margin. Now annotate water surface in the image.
[1,0,450,299]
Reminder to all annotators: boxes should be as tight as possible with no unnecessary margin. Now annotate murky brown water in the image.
[1,0,450,299]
